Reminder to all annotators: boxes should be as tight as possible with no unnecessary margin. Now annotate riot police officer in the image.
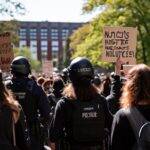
[49,57,112,150]
[6,56,51,150]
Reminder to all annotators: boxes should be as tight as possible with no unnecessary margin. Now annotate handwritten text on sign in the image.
[102,27,137,64]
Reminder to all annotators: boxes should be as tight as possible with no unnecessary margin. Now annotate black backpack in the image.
[70,97,106,143]
[6,78,36,122]
[124,107,150,150]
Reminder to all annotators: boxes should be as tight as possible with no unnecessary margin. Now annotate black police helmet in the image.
[68,57,94,85]
[10,56,31,76]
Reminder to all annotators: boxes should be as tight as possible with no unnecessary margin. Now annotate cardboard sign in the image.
[0,32,14,72]
[42,60,53,77]
[102,27,137,64]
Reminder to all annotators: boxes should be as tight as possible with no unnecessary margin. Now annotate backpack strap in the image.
[124,107,148,140]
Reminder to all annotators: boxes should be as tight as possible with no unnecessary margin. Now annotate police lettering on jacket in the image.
[82,106,98,119]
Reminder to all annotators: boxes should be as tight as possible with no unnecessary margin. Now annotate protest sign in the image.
[102,27,137,64]
[42,60,53,77]
[0,32,14,72]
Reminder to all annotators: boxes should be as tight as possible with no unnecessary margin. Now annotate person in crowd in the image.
[49,57,112,150]
[47,76,65,149]
[48,76,65,107]
[106,72,123,115]
[111,64,150,150]
[61,68,69,85]
[0,69,21,150]
[37,76,45,86]
[49,75,54,92]
[5,56,51,150]
[52,77,65,101]
[42,79,52,95]
[100,76,111,97]
[92,75,102,92]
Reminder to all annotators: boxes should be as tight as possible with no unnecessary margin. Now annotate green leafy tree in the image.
[70,18,112,68]
[70,0,150,67]
[84,0,150,64]
[63,37,71,67]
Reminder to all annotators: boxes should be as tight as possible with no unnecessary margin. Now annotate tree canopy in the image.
[70,0,150,68]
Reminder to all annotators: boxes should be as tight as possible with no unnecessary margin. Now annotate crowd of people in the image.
[0,55,150,150]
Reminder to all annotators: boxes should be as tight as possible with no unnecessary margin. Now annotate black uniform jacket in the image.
[50,94,113,145]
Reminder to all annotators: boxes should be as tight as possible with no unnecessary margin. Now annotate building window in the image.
[51,40,59,52]
[19,40,26,47]
[62,40,66,47]
[30,40,37,59]
[62,29,69,40]
[41,40,48,51]
[51,41,58,46]
[51,29,58,32]
[41,51,47,60]
[19,28,26,39]
[41,28,47,39]
[51,28,58,40]
[52,46,59,51]
[30,28,37,39]
[41,40,48,60]
[52,51,58,59]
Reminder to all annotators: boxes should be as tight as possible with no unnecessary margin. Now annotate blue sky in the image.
[0,0,100,22]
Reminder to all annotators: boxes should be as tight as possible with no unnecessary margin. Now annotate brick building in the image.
[18,21,83,68]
